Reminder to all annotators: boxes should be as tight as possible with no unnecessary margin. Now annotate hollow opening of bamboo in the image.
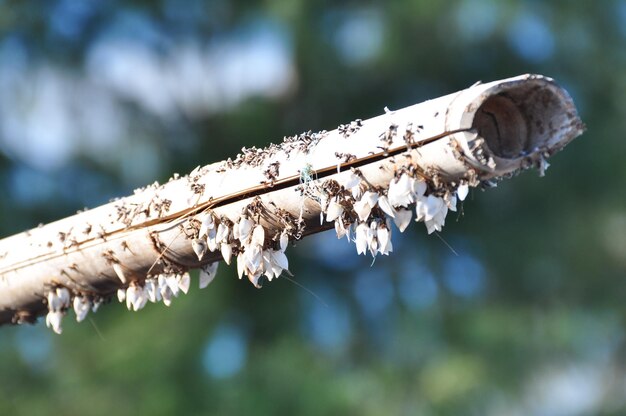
[473,83,573,159]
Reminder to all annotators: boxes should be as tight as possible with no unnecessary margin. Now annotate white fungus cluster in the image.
[195,212,290,288]
[112,258,218,310]
[43,260,219,334]
[41,156,475,336]
[117,274,181,310]
[314,170,469,260]
[45,287,70,334]
[45,286,100,334]
[41,165,471,334]
[40,167,470,335]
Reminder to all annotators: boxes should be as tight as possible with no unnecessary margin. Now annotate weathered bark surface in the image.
[0,74,584,327]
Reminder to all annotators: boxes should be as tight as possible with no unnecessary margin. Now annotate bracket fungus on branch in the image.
[0,74,584,333]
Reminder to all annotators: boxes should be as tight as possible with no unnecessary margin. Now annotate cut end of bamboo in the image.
[453,74,585,175]
[475,75,583,158]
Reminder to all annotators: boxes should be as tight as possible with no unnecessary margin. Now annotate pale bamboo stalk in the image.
[0,74,584,328]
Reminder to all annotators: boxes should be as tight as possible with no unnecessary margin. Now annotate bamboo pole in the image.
[0,74,584,331]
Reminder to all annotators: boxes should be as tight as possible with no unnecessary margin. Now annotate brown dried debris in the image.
[338,119,363,138]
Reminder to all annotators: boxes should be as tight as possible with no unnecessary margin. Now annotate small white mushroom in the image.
[117,287,126,303]
[378,195,396,218]
[126,284,140,311]
[73,296,90,323]
[377,223,392,255]
[220,242,233,265]
[145,279,160,303]
[216,223,230,244]
[325,197,344,222]
[56,287,71,309]
[387,174,415,207]
[355,223,368,255]
[250,225,265,248]
[166,274,180,297]
[279,231,289,252]
[192,239,207,261]
[237,216,254,243]
[199,262,219,289]
[45,310,64,334]
[47,290,62,312]
[177,272,191,294]
[393,208,413,232]
[457,183,469,201]
[199,213,215,239]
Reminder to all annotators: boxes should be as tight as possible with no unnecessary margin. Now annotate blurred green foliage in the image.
[1,0,625,415]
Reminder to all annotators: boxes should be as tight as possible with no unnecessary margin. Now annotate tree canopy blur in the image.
[1,1,625,415]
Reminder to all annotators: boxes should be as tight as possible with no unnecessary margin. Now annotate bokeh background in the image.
[1,1,625,415]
